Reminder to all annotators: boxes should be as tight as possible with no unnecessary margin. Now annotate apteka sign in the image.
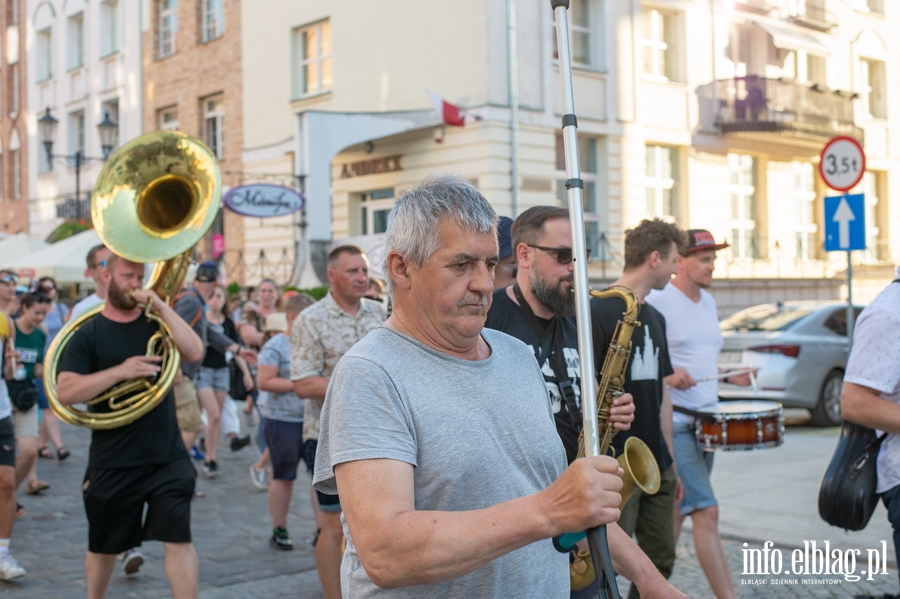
[223,184,304,218]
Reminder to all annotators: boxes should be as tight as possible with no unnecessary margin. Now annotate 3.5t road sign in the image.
[819,136,865,192]
[824,194,866,252]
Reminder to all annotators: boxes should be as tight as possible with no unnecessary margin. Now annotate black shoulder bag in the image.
[512,285,582,426]
[7,379,38,412]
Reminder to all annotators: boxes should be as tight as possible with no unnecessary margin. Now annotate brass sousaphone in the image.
[44,131,221,429]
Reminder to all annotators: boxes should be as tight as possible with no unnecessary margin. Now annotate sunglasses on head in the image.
[0,275,18,284]
[527,245,591,265]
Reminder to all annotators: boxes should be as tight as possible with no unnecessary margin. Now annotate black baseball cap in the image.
[684,229,729,254]
[497,216,514,261]
[195,261,219,283]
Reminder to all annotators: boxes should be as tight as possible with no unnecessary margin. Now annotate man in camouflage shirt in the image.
[290,245,386,599]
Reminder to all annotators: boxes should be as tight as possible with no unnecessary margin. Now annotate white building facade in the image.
[239,0,898,310]
[26,0,142,241]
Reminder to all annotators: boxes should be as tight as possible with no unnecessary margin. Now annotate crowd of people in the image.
[3,173,900,599]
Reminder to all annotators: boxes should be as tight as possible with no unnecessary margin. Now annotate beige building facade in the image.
[240,0,899,310]
[1,0,28,236]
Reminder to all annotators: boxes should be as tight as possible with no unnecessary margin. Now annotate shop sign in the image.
[223,184,304,218]
[339,155,402,179]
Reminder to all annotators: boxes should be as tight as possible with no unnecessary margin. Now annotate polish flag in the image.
[426,91,470,127]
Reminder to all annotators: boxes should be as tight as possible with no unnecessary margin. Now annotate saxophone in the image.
[578,285,661,502]
[569,286,662,592]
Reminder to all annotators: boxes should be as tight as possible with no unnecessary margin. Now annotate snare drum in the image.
[693,400,784,451]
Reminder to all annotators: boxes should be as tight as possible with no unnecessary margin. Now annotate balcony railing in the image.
[715,76,863,143]
[733,0,776,15]
[787,3,838,31]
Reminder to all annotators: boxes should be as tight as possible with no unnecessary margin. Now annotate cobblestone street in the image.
[0,422,896,598]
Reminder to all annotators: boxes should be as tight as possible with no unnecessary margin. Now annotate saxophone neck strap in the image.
[512,284,582,426]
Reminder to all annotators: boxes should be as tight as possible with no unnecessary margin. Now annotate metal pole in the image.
[846,250,854,344]
[507,0,520,217]
[75,151,82,222]
[552,1,619,597]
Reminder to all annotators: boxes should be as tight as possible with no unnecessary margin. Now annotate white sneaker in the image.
[0,554,25,580]
[121,549,144,575]
[250,465,268,490]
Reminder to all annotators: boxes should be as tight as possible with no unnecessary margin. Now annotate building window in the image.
[641,8,676,82]
[201,0,224,42]
[10,149,19,200]
[158,0,178,58]
[8,63,18,115]
[100,0,119,56]
[36,28,52,81]
[359,188,395,235]
[203,97,224,160]
[645,145,678,219]
[806,54,826,86]
[69,110,86,156]
[860,59,886,119]
[790,162,816,260]
[158,107,179,130]
[6,0,16,26]
[67,13,85,70]
[860,0,884,13]
[728,25,753,77]
[551,0,592,67]
[555,133,600,256]
[292,20,332,98]
[728,153,758,259]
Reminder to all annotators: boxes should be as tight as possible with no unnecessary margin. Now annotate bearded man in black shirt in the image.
[485,206,686,599]
[56,255,204,599]
[590,219,683,599]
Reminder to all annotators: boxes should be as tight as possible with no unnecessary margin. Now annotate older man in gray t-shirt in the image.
[312,175,628,599]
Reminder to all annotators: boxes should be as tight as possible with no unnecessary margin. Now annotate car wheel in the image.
[810,369,843,427]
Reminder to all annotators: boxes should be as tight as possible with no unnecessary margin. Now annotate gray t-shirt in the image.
[258,333,305,422]
[313,326,568,599]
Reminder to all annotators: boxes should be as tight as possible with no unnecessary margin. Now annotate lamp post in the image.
[38,107,118,223]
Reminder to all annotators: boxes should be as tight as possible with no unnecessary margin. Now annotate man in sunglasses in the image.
[70,245,113,320]
[485,207,684,599]
[590,218,684,599]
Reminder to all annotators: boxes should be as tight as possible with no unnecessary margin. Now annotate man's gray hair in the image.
[383,174,498,291]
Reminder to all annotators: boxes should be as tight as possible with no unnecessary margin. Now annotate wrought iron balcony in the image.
[715,76,863,143]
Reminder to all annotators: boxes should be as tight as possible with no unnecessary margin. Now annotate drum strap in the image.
[513,284,582,426]
[672,404,719,423]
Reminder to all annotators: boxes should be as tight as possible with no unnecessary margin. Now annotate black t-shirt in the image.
[590,297,674,471]
[485,288,584,463]
[202,317,240,369]
[57,313,187,469]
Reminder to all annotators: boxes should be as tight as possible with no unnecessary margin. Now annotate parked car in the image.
[717,300,864,427]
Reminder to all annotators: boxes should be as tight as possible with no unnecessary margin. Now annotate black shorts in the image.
[83,458,196,554]
[264,419,305,481]
[0,416,14,467]
[304,439,341,513]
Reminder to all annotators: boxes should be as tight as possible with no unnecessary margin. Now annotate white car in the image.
[717,301,863,427]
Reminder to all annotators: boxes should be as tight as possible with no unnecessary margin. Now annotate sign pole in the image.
[846,250,854,345]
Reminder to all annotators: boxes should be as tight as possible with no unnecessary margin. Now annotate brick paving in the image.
[1,420,897,598]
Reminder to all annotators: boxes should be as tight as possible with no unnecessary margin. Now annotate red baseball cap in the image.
[684,229,729,254]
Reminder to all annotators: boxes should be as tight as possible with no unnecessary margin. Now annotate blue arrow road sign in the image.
[824,194,866,252]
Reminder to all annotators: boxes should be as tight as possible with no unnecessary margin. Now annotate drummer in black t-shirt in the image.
[589,218,684,599]
[55,255,204,599]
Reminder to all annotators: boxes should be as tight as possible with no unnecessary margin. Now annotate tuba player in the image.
[56,255,204,599]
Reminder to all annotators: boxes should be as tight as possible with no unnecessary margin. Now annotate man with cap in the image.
[646,230,752,599]
[493,216,517,290]
[173,261,256,478]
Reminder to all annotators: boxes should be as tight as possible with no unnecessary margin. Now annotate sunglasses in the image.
[527,245,591,265]
[0,275,18,284]
[39,285,55,292]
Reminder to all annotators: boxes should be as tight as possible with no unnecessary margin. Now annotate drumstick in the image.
[694,368,757,383]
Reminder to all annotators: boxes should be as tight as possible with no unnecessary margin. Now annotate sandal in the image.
[15,503,24,518]
[57,447,70,462]
[192,490,205,499]
[37,446,53,459]
[26,479,50,495]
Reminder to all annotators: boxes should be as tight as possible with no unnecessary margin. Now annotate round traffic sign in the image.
[818,136,865,192]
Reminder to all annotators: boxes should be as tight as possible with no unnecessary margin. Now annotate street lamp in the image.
[39,106,118,222]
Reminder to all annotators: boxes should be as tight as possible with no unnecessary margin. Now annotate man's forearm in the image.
[660,387,674,461]
[159,303,204,362]
[292,375,329,401]
[57,369,124,405]
[842,382,900,434]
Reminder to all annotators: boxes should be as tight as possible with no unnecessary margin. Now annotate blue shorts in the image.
[304,439,341,513]
[196,366,230,392]
[35,378,49,410]
[673,422,717,517]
